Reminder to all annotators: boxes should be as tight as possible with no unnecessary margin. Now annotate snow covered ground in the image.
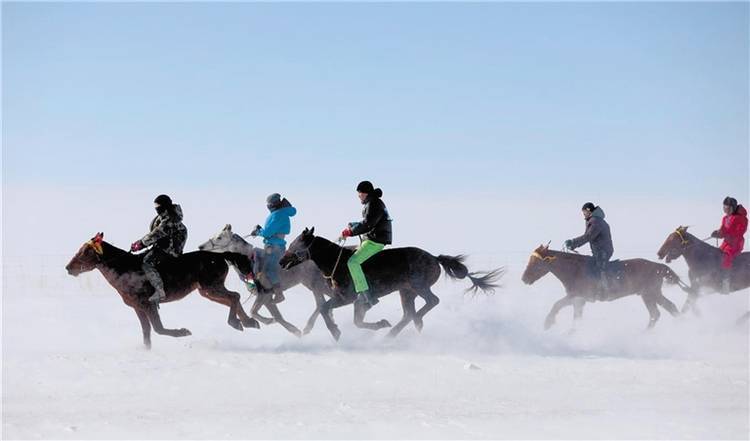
[3,251,748,439]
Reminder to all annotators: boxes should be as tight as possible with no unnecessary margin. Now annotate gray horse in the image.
[198,224,334,336]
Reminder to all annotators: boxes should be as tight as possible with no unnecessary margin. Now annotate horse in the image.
[198,224,335,336]
[521,244,688,330]
[657,226,750,323]
[65,233,259,348]
[279,227,505,341]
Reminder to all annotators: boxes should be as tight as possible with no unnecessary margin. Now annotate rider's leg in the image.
[264,244,286,303]
[720,251,734,294]
[595,251,610,299]
[143,251,166,303]
[347,240,385,306]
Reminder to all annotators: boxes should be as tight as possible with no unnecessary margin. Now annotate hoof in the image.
[378,319,392,329]
[242,317,260,329]
[143,341,152,350]
[331,327,341,341]
[544,317,555,330]
[228,319,244,331]
[414,319,424,332]
[302,326,313,335]
[179,328,192,337]
[293,329,302,338]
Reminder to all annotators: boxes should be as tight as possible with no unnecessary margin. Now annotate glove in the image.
[250,225,262,237]
[564,240,574,250]
[130,240,144,252]
[341,228,353,238]
[711,230,721,239]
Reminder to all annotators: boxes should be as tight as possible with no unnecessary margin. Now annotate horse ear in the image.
[302,227,309,235]
[545,240,551,249]
[309,227,315,235]
[224,224,232,231]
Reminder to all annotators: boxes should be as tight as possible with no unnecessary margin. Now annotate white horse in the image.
[199,224,335,336]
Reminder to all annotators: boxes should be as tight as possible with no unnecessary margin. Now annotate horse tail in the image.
[436,255,505,295]
[659,264,693,294]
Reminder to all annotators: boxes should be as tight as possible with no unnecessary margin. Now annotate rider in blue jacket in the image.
[250,193,297,303]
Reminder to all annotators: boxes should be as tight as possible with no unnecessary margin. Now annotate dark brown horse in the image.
[65,233,259,348]
[279,228,504,341]
[657,226,750,323]
[522,244,688,329]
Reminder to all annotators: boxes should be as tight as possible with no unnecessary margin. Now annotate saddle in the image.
[585,257,625,285]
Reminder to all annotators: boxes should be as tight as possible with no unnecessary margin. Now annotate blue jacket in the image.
[258,205,297,247]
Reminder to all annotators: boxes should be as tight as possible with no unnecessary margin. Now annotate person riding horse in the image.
[250,193,297,304]
[710,196,748,293]
[340,181,393,307]
[564,202,614,298]
[130,194,188,303]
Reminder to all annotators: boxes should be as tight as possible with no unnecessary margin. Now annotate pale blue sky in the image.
[3,2,748,201]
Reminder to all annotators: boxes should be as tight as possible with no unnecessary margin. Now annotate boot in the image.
[271,284,285,304]
[357,290,379,306]
[598,273,610,301]
[145,270,167,304]
[721,274,731,294]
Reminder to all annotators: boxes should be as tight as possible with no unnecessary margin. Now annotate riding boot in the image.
[146,274,167,303]
[598,273,610,301]
[721,272,731,294]
[271,284,285,304]
[358,290,379,306]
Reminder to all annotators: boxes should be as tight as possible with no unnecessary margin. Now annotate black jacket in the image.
[569,207,613,259]
[350,192,392,245]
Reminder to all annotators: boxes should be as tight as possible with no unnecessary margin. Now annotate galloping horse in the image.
[199,224,336,336]
[657,226,750,323]
[279,228,504,341]
[65,233,259,348]
[522,244,688,329]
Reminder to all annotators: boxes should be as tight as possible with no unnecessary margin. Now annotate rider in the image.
[340,181,393,307]
[250,193,297,304]
[564,202,614,298]
[130,194,188,303]
[710,196,748,293]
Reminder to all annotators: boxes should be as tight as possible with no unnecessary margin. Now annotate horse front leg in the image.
[135,308,152,349]
[303,291,326,335]
[250,294,275,325]
[263,302,302,337]
[320,296,350,342]
[146,306,192,337]
[568,297,586,334]
[544,296,573,330]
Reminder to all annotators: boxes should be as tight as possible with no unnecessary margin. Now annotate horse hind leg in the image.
[353,297,392,331]
[263,302,302,337]
[387,290,418,338]
[198,286,246,331]
[641,293,661,329]
[544,296,573,330]
[655,291,680,317]
[135,308,152,349]
[413,287,440,332]
[146,306,192,337]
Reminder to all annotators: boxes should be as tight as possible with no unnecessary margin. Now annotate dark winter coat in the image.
[568,207,613,259]
[141,204,188,257]
[349,191,392,245]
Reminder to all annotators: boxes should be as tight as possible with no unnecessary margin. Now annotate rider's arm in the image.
[141,218,170,247]
[569,219,602,249]
[350,201,384,236]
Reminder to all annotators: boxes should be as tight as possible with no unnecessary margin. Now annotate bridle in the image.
[530,251,557,263]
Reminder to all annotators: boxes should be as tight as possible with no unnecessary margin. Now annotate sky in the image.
[2,2,749,256]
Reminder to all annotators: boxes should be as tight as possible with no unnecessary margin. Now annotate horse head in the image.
[280,227,315,269]
[66,232,105,276]
[521,243,557,285]
[657,226,690,263]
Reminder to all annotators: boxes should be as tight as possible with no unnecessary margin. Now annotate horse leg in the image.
[413,288,440,332]
[249,294,275,325]
[320,296,349,341]
[736,311,750,326]
[303,291,326,335]
[135,308,152,349]
[568,297,586,333]
[544,296,573,330]
[146,306,192,337]
[655,290,680,317]
[641,294,661,329]
[352,296,392,331]
[387,290,417,338]
[197,286,245,331]
[263,302,302,337]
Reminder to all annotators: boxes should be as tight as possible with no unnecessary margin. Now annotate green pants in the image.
[347,240,385,293]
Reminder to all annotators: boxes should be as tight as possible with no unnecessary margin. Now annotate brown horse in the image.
[521,244,688,330]
[657,226,750,323]
[65,233,259,348]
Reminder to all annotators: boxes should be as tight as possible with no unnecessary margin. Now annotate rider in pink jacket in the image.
[711,196,748,292]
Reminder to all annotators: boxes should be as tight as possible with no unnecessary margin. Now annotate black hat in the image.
[723,196,738,210]
[266,193,282,206]
[154,194,173,207]
[582,202,596,212]
[356,181,375,194]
